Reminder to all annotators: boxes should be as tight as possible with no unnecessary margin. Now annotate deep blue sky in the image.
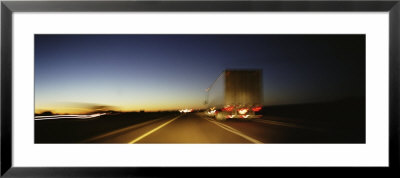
[35,35,365,113]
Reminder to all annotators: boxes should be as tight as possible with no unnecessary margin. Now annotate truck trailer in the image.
[205,69,263,120]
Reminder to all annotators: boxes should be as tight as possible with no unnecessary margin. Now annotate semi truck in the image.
[205,69,263,120]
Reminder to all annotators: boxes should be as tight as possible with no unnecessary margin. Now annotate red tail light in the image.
[222,106,234,112]
[252,106,262,112]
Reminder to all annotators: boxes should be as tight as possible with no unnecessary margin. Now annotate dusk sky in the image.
[35,35,365,114]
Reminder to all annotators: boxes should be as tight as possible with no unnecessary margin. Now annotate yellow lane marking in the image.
[129,115,182,144]
[81,118,163,143]
[203,117,263,144]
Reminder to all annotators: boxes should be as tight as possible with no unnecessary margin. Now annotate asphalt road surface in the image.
[82,112,359,144]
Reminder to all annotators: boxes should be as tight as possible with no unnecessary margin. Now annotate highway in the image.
[81,112,356,144]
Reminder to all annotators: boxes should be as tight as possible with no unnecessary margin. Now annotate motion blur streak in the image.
[34,113,106,120]
[128,115,182,144]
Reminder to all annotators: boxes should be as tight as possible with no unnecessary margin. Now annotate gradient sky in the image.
[35,35,365,114]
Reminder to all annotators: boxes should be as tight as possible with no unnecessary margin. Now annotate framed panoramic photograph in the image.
[1,0,399,177]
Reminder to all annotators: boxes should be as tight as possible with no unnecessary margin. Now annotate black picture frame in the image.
[1,0,399,177]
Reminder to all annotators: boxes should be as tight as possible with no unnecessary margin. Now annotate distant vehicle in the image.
[179,109,193,113]
[205,69,263,120]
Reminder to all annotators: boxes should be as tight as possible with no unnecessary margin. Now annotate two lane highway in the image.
[83,112,339,143]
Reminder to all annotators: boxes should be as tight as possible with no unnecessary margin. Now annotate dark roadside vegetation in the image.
[258,97,365,143]
[35,111,179,143]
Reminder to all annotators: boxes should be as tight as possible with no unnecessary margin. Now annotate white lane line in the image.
[253,119,303,128]
[81,118,164,143]
[252,119,324,132]
[205,118,241,133]
[203,117,263,144]
[128,115,182,144]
